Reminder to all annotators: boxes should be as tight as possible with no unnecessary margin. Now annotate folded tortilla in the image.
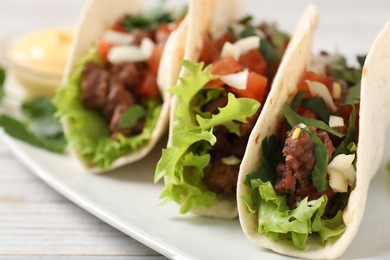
[155,0,314,219]
[156,0,243,219]
[237,7,389,260]
[54,0,188,173]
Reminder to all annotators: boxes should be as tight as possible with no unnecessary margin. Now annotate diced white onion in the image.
[306,80,337,112]
[343,165,356,186]
[103,30,134,45]
[328,154,355,171]
[220,69,249,90]
[221,42,241,60]
[140,38,155,59]
[328,154,356,189]
[108,45,147,64]
[329,115,344,128]
[221,156,241,165]
[328,169,348,193]
[234,36,260,55]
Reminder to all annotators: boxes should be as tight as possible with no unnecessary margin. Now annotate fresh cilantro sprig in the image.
[0,97,66,153]
[0,67,5,103]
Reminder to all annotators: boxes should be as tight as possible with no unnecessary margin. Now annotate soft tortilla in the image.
[237,7,390,260]
[61,0,188,173]
[163,0,244,219]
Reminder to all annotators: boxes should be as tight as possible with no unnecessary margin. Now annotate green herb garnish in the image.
[298,123,329,192]
[283,103,344,138]
[259,38,280,65]
[0,67,5,103]
[0,97,66,153]
[118,105,146,129]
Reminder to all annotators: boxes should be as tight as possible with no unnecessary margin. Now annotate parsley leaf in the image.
[298,123,328,192]
[118,105,146,129]
[283,103,344,138]
[259,38,280,65]
[301,97,331,122]
[0,97,66,153]
[343,85,360,105]
[0,67,5,103]
[334,106,357,157]
[245,135,282,185]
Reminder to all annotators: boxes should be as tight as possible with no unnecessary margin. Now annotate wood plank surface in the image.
[0,138,165,258]
[0,1,165,258]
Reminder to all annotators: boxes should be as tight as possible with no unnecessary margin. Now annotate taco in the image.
[154,0,299,219]
[53,0,188,172]
[236,5,384,260]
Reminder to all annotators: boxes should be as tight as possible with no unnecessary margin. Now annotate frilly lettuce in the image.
[53,47,162,169]
[243,179,345,249]
[155,60,260,213]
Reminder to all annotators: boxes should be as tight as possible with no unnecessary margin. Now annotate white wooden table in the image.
[1,1,390,259]
[0,0,165,258]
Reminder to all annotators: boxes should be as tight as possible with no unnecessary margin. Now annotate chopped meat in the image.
[110,104,145,139]
[131,29,155,45]
[103,79,136,120]
[202,93,260,195]
[202,94,228,115]
[110,62,147,89]
[81,62,110,109]
[274,164,295,193]
[283,126,315,173]
[204,157,239,194]
[316,128,336,159]
[274,125,336,209]
[239,108,260,137]
[212,126,232,158]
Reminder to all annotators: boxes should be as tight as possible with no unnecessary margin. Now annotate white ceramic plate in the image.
[2,124,390,260]
[2,1,390,259]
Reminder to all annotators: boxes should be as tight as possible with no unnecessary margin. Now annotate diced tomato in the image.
[205,56,242,88]
[238,49,267,75]
[230,72,267,102]
[111,19,127,32]
[111,18,127,32]
[147,44,163,76]
[136,71,160,97]
[98,40,112,61]
[199,32,235,65]
[297,106,317,118]
[211,56,242,75]
[297,71,335,97]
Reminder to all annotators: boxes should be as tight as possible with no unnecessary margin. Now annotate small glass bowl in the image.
[1,29,70,98]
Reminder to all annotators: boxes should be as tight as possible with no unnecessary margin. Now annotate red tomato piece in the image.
[297,71,335,97]
[147,45,163,76]
[211,56,242,75]
[238,49,267,75]
[98,40,112,62]
[230,72,267,102]
[136,71,160,97]
[297,106,317,118]
[205,56,242,88]
[199,33,235,65]
[111,19,127,32]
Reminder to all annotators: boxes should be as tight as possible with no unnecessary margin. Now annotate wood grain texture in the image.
[0,139,165,258]
[0,2,163,258]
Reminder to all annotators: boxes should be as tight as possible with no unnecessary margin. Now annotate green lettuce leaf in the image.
[247,179,345,249]
[155,61,260,213]
[196,92,260,135]
[53,47,162,169]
